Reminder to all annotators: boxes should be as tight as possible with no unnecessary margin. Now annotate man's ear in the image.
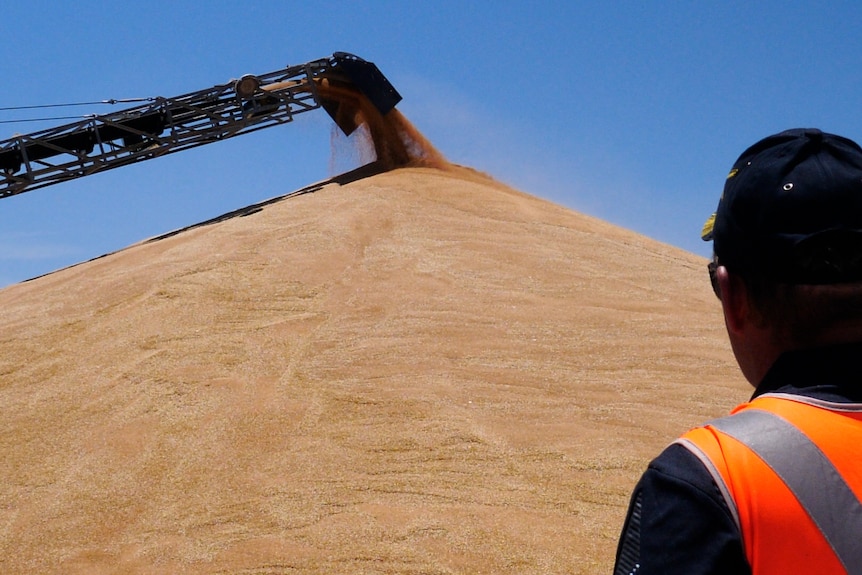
[716,266,750,335]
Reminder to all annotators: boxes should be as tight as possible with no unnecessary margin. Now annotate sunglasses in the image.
[708,260,721,299]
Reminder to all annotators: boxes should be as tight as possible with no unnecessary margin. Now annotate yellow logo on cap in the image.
[701,213,716,241]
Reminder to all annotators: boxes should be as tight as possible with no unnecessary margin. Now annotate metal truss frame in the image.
[0,53,400,199]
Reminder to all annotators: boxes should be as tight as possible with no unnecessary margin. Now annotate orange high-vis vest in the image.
[677,394,862,575]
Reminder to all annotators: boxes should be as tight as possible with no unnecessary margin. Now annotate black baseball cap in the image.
[701,128,862,284]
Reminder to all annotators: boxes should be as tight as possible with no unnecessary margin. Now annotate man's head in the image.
[704,128,862,283]
[703,128,862,383]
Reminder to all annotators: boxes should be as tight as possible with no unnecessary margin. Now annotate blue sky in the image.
[2,1,862,287]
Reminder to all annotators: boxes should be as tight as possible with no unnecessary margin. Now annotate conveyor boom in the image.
[0,52,400,199]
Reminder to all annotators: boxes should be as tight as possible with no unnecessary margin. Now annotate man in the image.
[612,128,862,575]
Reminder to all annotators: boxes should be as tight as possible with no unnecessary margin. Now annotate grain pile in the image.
[0,107,747,573]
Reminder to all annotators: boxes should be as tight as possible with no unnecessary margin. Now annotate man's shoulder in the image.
[615,442,749,574]
[647,441,720,495]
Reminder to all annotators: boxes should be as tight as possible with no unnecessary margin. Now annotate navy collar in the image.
[753,342,862,403]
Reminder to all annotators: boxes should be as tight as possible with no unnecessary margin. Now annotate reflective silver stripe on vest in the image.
[709,408,862,575]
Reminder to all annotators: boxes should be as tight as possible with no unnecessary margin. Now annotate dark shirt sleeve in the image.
[613,443,750,575]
